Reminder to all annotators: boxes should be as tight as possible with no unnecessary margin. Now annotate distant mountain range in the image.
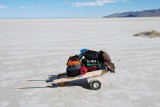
[103,8,160,18]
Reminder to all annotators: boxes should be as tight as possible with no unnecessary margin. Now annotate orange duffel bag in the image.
[67,55,81,66]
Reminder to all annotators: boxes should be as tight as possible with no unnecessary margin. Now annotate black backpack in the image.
[66,55,81,77]
[83,50,100,60]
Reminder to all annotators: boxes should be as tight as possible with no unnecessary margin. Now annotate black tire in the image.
[89,80,101,90]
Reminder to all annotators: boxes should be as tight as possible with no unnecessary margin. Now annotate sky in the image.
[0,0,160,18]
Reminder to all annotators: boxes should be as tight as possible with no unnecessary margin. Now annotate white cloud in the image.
[0,4,8,9]
[19,6,42,9]
[19,6,27,9]
[71,0,129,7]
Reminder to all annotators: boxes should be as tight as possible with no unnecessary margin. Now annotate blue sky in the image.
[0,0,160,18]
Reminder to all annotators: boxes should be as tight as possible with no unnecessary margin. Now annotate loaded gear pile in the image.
[66,49,115,77]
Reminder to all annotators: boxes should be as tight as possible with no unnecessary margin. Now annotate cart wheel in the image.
[58,82,67,86]
[89,80,101,90]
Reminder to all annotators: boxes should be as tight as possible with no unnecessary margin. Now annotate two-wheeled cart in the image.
[48,69,108,90]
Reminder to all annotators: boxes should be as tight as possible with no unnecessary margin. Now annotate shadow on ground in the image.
[14,75,91,90]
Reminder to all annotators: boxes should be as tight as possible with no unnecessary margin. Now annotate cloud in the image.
[0,4,8,9]
[19,6,27,9]
[71,0,129,7]
[19,6,42,9]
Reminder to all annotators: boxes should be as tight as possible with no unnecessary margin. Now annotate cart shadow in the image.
[65,79,91,90]
[15,75,91,90]
[47,81,91,90]
[15,86,48,89]
[46,75,91,90]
